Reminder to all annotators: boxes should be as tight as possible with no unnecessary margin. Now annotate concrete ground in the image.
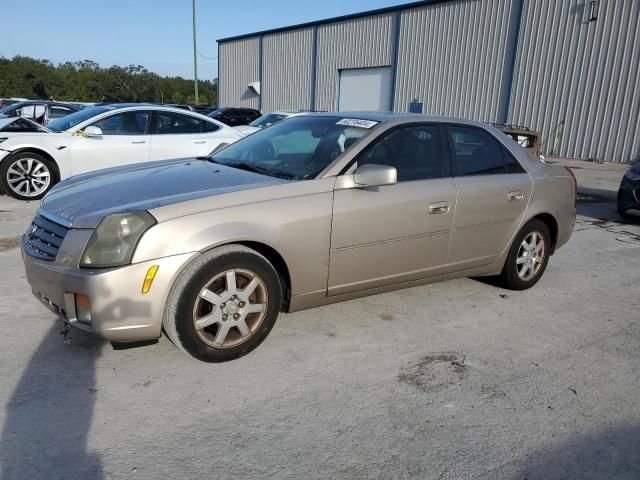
[0,159,638,480]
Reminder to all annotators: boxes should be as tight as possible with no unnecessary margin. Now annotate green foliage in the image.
[0,56,217,106]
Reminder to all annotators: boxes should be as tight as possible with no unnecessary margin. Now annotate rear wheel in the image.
[0,152,56,200]
[163,245,282,362]
[500,219,551,290]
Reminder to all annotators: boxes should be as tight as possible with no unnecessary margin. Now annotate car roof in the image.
[306,111,491,128]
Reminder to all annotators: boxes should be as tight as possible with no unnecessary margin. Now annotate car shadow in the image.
[0,321,103,480]
[577,186,639,224]
[515,425,640,479]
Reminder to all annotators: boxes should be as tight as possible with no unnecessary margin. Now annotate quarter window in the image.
[357,124,448,182]
[90,111,150,135]
[449,126,523,176]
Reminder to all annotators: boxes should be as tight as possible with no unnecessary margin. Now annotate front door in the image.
[70,110,151,175]
[445,125,533,272]
[328,124,456,296]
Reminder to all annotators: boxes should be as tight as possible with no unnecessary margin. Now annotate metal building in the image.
[217,0,640,163]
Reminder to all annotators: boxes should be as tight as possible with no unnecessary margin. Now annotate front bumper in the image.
[617,176,640,215]
[22,237,196,342]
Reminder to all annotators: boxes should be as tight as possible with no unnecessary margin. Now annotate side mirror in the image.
[84,126,103,138]
[353,164,397,187]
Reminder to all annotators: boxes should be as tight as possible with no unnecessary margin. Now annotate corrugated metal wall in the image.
[315,13,395,111]
[218,37,261,109]
[262,28,314,112]
[509,0,640,163]
[218,0,639,162]
[394,0,517,122]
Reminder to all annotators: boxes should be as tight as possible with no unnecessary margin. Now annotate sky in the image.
[1,0,410,80]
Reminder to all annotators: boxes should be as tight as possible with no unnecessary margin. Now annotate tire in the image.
[163,245,282,362]
[617,191,634,220]
[500,219,551,291]
[0,152,57,201]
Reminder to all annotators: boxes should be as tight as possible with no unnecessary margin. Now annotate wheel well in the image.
[5,148,60,182]
[531,213,558,254]
[236,241,292,312]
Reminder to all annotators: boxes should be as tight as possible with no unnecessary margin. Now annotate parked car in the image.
[21,112,576,362]
[0,98,28,109]
[0,117,49,133]
[617,162,640,219]
[164,104,215,116]
[0,104,241,200]
[208,107,261,126]
[0,101,83,126]
[495,124,544,160]
[234,110,308,135]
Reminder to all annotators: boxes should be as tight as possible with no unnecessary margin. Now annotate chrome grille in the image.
[24,214,70,261]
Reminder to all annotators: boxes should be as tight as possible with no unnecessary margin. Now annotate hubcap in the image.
[516,231,545,281]
[6,158,51,197]
[192,269,268,348]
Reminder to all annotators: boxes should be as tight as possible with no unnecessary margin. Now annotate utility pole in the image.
[192,0,199,104]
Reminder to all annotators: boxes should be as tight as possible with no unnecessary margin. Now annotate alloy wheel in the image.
[192,269,268,348]
[6,157,51,198]
[516,231,545,281]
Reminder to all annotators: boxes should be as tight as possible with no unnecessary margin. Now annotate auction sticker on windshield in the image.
[336,118,378,129]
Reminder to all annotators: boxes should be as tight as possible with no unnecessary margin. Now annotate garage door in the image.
[337,67,392,112]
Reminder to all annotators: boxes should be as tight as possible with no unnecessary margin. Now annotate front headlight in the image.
[80,212,156,268]
[624,168,640,181]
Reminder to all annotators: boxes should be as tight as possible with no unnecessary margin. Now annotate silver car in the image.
[21,113,577,362]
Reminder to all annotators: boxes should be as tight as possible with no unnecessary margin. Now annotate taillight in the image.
[564,166,577,208]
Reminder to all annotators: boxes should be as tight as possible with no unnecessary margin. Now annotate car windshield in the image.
[47,106,112,132]
[249,113,289,128]
[211,116,374,180]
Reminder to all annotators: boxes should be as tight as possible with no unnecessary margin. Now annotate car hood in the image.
[40,158,287,228]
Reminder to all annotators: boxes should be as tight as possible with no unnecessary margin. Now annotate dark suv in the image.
[208,107,261,126]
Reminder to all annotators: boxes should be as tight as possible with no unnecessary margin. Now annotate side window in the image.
[49,106,72,119]
[156,112,201,134]
[449,126,508,176]
[89,111,150,135]
[201,119,221,133]
[357,124,448,182]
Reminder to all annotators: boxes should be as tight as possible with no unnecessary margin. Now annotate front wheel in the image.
[0,152,56,200]
[163,245,282,362]
[500,219,551,290]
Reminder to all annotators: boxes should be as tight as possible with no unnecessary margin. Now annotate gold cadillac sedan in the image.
[21,113,576,362]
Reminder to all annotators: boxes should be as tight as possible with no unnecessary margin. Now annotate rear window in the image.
[449,126,524,176]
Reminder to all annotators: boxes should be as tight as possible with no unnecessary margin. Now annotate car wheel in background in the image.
[163,245,282,362]
[500,219,551,290]
[0,152,56,201]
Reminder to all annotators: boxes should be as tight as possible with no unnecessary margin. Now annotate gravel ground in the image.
[0,159,639,480]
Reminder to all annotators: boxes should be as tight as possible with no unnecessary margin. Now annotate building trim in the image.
[258,34,263,111]
[310,26,318,111]
[217,0,457,43]
[389,10,402,111]
[499,0,525,123]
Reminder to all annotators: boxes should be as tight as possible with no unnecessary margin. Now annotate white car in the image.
[0,104,242,200]
[234,111,308,136]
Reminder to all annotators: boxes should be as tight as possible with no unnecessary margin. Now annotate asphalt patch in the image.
[398,352,468,392]
[0,236,20,251]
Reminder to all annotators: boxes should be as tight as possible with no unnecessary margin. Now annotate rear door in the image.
[445,125,532,272]
[149,111,231,160]
[70,110,152,174]
[328,123,456,295]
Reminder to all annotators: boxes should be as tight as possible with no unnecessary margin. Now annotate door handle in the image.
[428,201,450,214]
[131,140,146,144]
[508,191,524,201]
[193,141,206,144]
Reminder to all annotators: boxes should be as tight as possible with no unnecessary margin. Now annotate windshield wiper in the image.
[223,162,274,176]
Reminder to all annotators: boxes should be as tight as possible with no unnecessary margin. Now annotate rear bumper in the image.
[22,237,197,342]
